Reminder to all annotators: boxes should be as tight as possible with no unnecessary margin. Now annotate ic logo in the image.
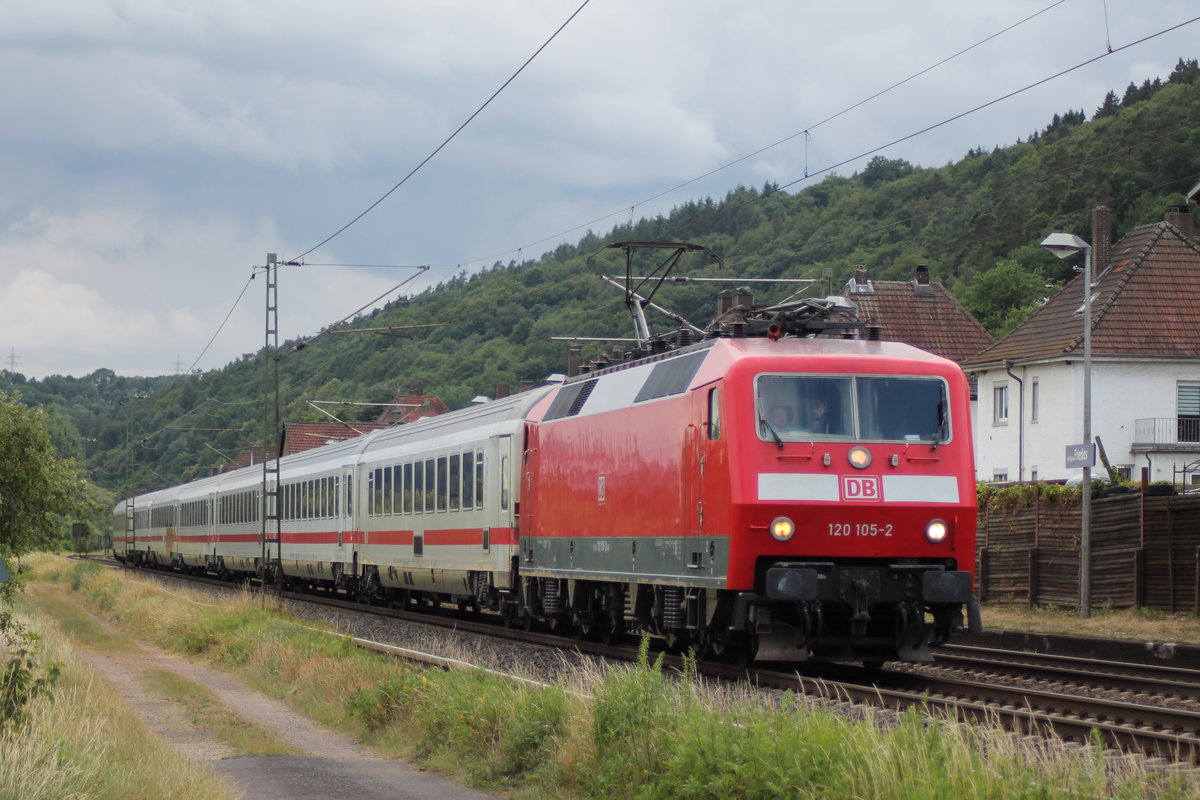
[840,475,881,502]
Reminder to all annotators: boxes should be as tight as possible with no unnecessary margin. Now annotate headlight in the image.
[847,446,872,469]
[770,516,795,542]
[925,519,949,543]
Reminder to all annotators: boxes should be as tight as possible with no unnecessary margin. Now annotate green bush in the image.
[68,560,102,591]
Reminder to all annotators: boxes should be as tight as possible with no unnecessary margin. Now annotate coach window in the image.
[437,456,448,512]
[462,452,475,510]
[383,467,393,516]
[413,461,425,513]
[390,466,400,515]
[475,450,484,507]
[402,462,413,514]
[500,455,510,511]
[424,459,436,513]
[449,454,461,511]
[708,387,721,440]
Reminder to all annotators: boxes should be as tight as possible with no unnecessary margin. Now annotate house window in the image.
[1116,465,1133,482]
[1030,379,1039,423]
[1177,382,1200,443]
[1030,468,1038,482]
[993,383,1009,425]
[992,470,1009,482]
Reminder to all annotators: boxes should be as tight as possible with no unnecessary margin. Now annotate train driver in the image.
[767,404,793,431]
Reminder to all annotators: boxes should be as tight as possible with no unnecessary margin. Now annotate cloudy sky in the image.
[1,0,1196,379]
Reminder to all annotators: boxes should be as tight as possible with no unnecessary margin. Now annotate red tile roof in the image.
[964,220,1200,367]
[836,274,994,365]
[375,394,450,426]
[281,421,389,457]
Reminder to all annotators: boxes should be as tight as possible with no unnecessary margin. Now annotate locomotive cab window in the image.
[756,374,950,443]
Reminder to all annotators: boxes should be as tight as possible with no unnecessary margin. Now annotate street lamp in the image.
[1040,231,1093,618]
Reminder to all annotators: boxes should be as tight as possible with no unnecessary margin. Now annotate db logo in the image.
[840,475,882,502]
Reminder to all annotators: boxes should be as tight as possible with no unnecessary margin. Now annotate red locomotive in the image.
[523,333,979,662]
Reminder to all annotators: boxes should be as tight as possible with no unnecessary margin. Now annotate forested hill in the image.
[5,59,1200,496]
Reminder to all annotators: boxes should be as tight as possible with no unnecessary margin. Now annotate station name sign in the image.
[1065,443,1096,469]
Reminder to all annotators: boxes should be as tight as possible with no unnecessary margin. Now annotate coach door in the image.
[338,467,354,570]
[208,491,218,564]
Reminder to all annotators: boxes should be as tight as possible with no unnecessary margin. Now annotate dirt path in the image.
[62,599,501,800]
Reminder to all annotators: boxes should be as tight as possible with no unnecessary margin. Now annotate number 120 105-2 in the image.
[828,522,893,537]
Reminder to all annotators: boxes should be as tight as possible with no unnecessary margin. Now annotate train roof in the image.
[117,384,556,510]
[533,335,961,425]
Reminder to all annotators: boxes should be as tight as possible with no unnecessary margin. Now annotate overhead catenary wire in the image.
[289,0,592,263]
[659,15,1200,244]
[718,124,1199,275]
[186,274,255,374]
[455,0,1075,272]
[280,268,430,359]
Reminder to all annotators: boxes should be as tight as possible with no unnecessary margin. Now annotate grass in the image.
[24,581,138,655]
[982,602,1200,645]
[0,605,235,800]
[143,667,302,757]
[16,554,1200,799]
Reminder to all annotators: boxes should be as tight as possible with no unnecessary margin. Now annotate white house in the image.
[964,203,1200,485]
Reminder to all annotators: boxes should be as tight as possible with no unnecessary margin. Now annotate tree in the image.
[0,392,91,557]
[960,260,1052,337]
[1094,90,1119,119]
[0,391,90,726]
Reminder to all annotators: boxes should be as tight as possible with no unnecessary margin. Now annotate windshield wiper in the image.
[931,398,946,450]
[757,400,784,449]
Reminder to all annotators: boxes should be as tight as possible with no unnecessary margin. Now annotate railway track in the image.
[96,558,1200,770]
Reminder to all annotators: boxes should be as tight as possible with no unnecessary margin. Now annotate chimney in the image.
[716,290,734,316]
[1091,206,1112,273]
[567,344,581,378]
[848,264,873,295]
[913,264,930,285]
[519,380,536,393]
[495,383,511,399]
[734,286,754,309]
[1165,204,1194,240]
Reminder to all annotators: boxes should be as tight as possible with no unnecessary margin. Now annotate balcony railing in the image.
[1133,417,1200,449]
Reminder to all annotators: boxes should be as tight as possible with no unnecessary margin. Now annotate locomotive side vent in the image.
[544,379,598,420]
[634,351,706,403]
[567,380,596,416]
